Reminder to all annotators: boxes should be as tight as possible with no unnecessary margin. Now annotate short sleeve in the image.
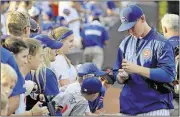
[7,56,26,97]
[44,69,59,96]
[97,87,106,110]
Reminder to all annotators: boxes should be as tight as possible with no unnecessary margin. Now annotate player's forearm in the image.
[135,66,174,83]
[135,66,150,78]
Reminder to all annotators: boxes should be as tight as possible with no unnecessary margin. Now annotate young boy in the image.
[52,77,102,116]
[77,63,115,114]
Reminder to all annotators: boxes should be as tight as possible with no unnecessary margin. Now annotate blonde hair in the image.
[24,38,42,56]
[49,27,71,67]
[1,63,17,83]
[161,14,179,32]
[6,11,30,36]
[31,47,53,93]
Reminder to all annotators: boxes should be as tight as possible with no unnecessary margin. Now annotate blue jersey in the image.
[168,36,179,50]
[113,28,176,115]
[25,68,59,96]
[1,47,25,97]
[88,86,106,113]
[81,20,109,48]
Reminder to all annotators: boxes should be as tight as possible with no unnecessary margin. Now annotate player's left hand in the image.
[122,59,140,73]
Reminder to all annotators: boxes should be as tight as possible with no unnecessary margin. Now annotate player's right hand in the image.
[30,101,49,116]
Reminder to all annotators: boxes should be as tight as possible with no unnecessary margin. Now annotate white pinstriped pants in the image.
[120,109,170,116]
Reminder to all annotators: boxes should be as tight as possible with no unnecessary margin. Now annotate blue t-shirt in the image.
[1,47,25,97]
[26,68,61,116]
[88,86,106,113]
[25,68,59,96]
[113,28,176,115]
[81,20,109,48]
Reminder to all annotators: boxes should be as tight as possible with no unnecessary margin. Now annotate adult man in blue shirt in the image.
[161,13,179,116]
[81,10,109,69]
[113,5,176,116]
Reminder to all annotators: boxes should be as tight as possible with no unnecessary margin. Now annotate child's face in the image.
[87,93,99,101]
[1,78,16,97]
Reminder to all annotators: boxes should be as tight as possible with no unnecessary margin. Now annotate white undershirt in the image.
[50,55,77,87]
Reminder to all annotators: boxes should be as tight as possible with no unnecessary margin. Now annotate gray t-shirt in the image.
[53,82,90,116]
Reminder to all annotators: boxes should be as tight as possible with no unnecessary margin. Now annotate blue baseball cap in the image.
[118,5,143,32]
[81,77,102,94]
[77,63,106,77]
[33,34,63,49]
[92,9,102,17]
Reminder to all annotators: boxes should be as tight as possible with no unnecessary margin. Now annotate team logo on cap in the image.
[143,48,152,59]
[121,16,126,22]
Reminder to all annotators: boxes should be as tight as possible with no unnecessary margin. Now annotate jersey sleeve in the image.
[150,40,176,83]
[113,48,124,81]
[157,41,176,78]
[45,69,59,96]
[113,36,131,81]
[97,87,106,110]
[7,56,26,97]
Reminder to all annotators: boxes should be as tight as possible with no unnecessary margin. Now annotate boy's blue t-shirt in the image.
[88,86,106,113]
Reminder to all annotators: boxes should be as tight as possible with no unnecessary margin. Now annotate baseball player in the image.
[80,9,109,69]
[113,5,176,116]
[52,77,102,116]
[77,63,115,114]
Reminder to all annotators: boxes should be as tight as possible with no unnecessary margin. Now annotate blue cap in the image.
[34,34,63,49]
[56,16,65,21]
[92,9,102,17]
[78,63,106,77]
[118,5,143,32]
[81,77,102,94]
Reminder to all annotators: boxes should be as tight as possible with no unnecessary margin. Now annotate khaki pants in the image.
[84,46,103,69]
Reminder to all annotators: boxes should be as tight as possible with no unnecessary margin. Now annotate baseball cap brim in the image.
[118,21,136,32]
[49,41,63,49]
[94,71,106,77]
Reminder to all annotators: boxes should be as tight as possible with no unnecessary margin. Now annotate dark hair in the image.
[92,17,100,22]
[1,36,28,54]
